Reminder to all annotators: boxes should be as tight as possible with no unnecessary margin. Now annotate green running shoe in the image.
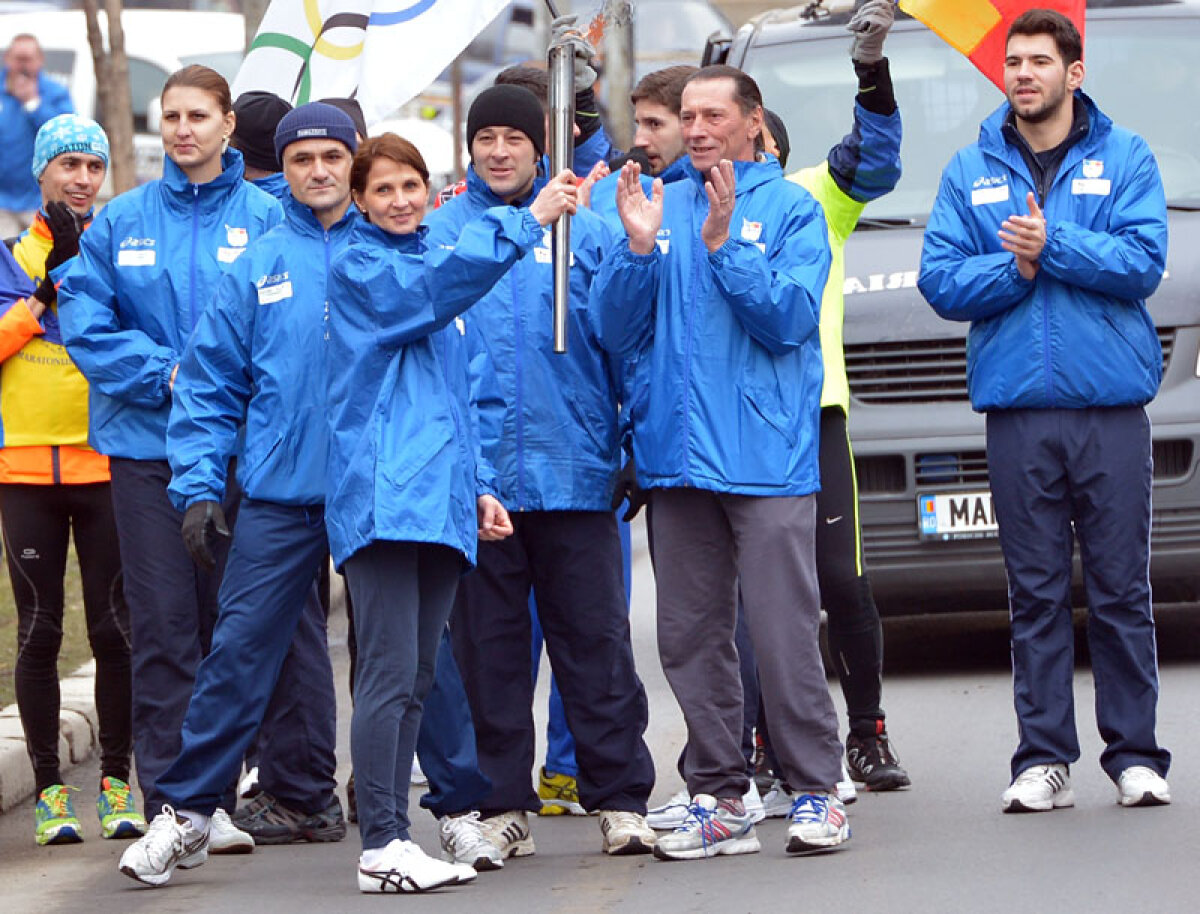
[35,785,83,846]
[98,776,147,839]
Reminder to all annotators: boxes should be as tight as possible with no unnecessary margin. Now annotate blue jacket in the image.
[324,210,544,568]
[918,93,1168,411]
[58,149,281,460]
[167,194,358,510]
[0,70,74,212]
[589,157,831,496]
[425,167,623,511]
[251,171,290,200]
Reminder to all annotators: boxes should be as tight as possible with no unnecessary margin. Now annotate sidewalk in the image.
[0,660,98,811]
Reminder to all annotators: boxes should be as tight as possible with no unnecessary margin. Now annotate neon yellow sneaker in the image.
[35,784,83,845]
[98,776,148,838]
[537,767,587,816]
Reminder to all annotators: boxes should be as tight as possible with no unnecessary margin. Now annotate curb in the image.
[0,660,98,812]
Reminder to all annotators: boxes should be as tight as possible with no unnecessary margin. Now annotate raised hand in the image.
[848,0,896,64]
[615,160,663,255]
[529,169,579,227]
[578,159,610,210]
[999,191,1046,280]
[701,159,737,253]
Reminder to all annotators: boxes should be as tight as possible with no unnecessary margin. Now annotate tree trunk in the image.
[81,0,137,194]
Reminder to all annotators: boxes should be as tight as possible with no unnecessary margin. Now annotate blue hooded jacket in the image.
[589,156,831,496]
[918,92,1167,411]
[166,193,357,510]
[425,166,624,512]
[58,149,282,460]
[0,70,74,212]
[324,208,545,568]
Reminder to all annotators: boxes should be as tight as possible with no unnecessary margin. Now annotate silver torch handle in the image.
[548,41,574,354]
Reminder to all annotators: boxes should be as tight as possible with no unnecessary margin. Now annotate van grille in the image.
[846,327,1176,405]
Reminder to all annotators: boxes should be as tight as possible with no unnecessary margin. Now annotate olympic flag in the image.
[898,0,1085,90]
[231,0,512,125]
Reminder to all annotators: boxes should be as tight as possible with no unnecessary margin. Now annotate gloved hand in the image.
[43,200,84,273]
[609,459,648,522]
[551,14,598,92]
[33,201,85,306]
[847,0,895,64]
[182,500,231,572]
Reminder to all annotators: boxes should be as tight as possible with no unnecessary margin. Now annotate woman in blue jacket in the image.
[56,65,281,839]
[325,133,574,892]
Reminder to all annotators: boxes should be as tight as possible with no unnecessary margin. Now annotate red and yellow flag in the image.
[898,0,1086,91]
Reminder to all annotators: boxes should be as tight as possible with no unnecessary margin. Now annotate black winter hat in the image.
[467,85,545,159]
[317,97,368,139]
[762,108,791,171]
[232,91,292,172]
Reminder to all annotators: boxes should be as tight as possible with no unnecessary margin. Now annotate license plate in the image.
[917,491,998,540]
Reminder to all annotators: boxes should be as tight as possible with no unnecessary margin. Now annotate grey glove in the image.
[848,0,895,64]
[551,14,598,91]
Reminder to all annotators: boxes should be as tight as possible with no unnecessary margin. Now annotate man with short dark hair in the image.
[428,84,657,862]
[116,103,363,887]
[593,65,845,861]
[1,34,74,238]
[919,8,1171,813]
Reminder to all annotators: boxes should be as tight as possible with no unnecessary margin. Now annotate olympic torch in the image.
[546,2,574,354]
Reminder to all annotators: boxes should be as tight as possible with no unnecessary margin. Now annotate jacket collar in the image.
[281,189,358,239]
[682,154,783,196]
[351,219,428,252]
[980,90,1110,164]
[465,164,545,209]
[159,148,247,211]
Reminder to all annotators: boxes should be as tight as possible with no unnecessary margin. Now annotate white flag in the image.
[232,0,513,125]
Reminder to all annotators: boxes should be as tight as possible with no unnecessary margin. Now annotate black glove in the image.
[609,460,647,522]
[182,500,231,572]
[43,200,84,274]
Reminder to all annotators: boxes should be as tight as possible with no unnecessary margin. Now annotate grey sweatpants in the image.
[650,487,841,797]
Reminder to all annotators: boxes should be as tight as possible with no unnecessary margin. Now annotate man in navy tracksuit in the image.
[919,9,1171,813]
[116,103,361,886]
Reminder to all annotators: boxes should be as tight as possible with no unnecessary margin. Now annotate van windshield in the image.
[746,19,1200,222]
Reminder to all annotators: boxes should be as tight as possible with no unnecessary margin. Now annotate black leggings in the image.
[815,406,885,736]
[1,482,132,792]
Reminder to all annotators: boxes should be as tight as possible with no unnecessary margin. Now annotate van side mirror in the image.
[701,33,732,66]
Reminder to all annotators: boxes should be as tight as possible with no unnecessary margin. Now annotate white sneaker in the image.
[744,779,766,823]
[785,792,850,854]
[837,762,858,805]
[358,839,466,893]
[209,807,255,854]
[440,811,504,870]
[649,783,764,830]
[118,806,208,886]
[1002,764,1074,813]
[238,766,260,799]
[760,778,795,818]
[1117,766,1171,807]
[646,789,690,830]
[599,810,655,855]
[478,810,535,859]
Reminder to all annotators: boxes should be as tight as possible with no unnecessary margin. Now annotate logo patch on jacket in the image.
[256,271,293,305]
[1073,159,1110,196]
[971,175,1009,206]
[656,228,670,254]
[117,236,156,266]
[1082,159,1104,179]
[534,229,575,265]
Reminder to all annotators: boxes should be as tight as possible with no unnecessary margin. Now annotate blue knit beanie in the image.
[32,114,110,180]
[274,102,358,163]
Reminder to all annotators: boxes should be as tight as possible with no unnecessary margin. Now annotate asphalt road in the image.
[2,527,1198,913]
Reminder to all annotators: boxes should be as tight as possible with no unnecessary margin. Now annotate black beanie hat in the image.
[762,108,791,171]
[317,97,368,139]
[467,85,545,159]
[232,91,292,172]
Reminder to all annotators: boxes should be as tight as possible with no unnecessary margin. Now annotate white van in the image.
[0,9,244,190]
